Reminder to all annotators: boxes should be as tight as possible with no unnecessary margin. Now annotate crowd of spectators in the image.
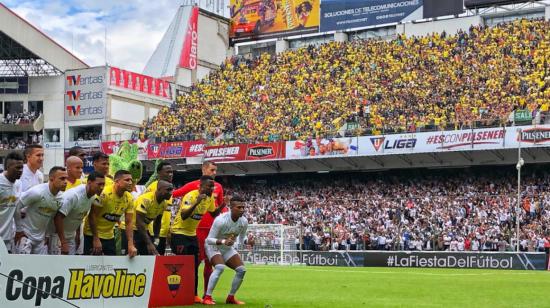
[230,167,550,252]
[0,133,42,150]
[1,111,40,125]
[145,19,550,144]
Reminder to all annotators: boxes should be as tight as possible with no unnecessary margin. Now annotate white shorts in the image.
[48,234,77,255]
[16,236,47,255]
[205,244,238,262]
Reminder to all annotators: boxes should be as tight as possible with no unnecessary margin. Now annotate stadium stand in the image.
[229,166,550,252]
[144,19,550,144]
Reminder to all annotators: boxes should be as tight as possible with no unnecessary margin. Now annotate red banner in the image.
[109,66,172,99]
[185,140,205,157]
[148,255,194,307]
[203,144,247,162]
[245,142,284,160]
[179,6,198,70]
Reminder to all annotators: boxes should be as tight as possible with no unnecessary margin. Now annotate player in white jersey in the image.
[14,167,68,254]
[203,196,248,305]
[53,171,106,255]
[0,152,24,253]
[19,144,44,193]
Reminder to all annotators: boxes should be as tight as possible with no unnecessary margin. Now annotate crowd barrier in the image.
[100,124,550,162]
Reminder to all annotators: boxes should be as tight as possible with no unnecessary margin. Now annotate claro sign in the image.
[64,67,107,121]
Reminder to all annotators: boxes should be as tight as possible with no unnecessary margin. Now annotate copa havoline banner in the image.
[320,0,424,32]
[0,242,195,308]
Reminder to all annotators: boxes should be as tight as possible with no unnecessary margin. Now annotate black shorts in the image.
[170,234,198,256]
[84,235,116,256]
[134,230,154,255]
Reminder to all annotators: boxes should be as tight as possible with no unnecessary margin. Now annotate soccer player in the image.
[144,161,174,255]
[0,152,24,253]
[172,161,227,300]
[203,196,248,305]
[68,146,87,163]
[171,175,224,303]
[91,151,113,187]
[133,180,173,255]
[20,144,44,193]
[53,171,106,255]
[14,166,67,254]
[65,156,84,191]
[83,170,137,257]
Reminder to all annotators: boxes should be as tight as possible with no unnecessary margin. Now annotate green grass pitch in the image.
[177,265,550,307]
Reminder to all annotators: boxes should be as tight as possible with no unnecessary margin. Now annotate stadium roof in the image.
[143,5,192,79]
[0,3,88,77]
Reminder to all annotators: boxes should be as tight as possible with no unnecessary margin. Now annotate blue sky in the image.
[4,0,179,72]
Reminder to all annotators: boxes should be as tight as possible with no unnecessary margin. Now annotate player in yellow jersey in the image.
[145,161,174,255]
[65,156,83,191]
[134,180,173,255]
[83,170,137,257]
[171,175,223,300]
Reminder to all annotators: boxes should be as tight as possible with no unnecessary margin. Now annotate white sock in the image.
[229,266,246,296]
[206,264,225,296]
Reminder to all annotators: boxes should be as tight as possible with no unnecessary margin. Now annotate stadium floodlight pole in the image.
[516,128,524,253]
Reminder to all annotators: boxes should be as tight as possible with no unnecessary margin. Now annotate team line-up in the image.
[0,145,246,305]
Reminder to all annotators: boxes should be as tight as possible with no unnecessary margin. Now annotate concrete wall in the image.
[397,15,483,37]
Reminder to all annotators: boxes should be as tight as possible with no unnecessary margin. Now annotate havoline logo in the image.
[248,146,274,158]
[519,128,550,144]
[5,268,146,306]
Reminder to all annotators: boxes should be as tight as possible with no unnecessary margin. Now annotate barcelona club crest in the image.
[164,264,184,297]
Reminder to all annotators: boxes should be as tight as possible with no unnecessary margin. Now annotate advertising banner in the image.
[64,67,107,121]
[239,250,365,266]
[417,127,506,152]
[363,251,547,270]
[109,67,172,100]
[101,140,149,160]
[203,144,247,162]
[0,242,195,308]
[230,0,320,43]
[179,6,199,70]
[245,142,285,160]
[238,249,546,270]
[286,137,358,159]
[147,141,206,160]
[359,133,418,155]
[320,0,423,32]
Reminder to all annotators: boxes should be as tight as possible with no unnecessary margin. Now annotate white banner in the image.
[285,137,359,159]
[285,125,550,159]
[64,67,107,122]
[0,242,194,308]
